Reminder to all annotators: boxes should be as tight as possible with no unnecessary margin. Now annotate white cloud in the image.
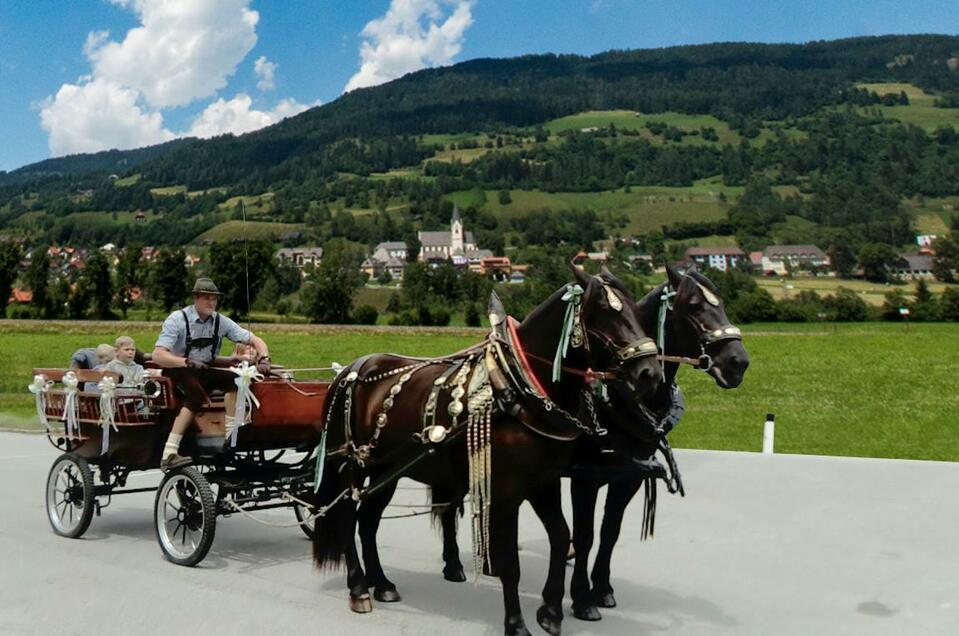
[39,78,174,156]
[254,56,277,91]
[38,0,318,158]
[188,94,314,138]
[344,0,474,92]
[86,0,258,109]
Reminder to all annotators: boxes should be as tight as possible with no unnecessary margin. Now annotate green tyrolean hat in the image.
[191,278,224,295]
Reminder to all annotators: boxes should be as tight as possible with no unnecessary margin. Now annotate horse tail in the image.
[428,486,464,530]
[312,455,351,571]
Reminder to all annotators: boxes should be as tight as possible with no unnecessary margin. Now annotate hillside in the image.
[2,35,959,255]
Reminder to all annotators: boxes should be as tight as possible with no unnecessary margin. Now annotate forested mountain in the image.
[2,34,959,257]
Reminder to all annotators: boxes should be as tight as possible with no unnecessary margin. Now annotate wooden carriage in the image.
[39,363,331,566]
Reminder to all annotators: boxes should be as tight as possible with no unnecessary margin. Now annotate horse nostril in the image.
[730,355,749,372]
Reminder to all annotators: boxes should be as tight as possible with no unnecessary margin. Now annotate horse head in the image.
[570,265,662,406]
[663,264,750,388]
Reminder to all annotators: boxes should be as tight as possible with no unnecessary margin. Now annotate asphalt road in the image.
[1,430,957,636]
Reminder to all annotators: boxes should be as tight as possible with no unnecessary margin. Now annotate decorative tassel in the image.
[229,361,263,447]
[553,284,584,382]
[27,374,52,432]
[61,371,80,438]
[98,376,118,455]
[313,430,327,493]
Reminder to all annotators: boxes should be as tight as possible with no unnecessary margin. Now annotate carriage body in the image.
[37,364,330,566]
[35,367,327,468]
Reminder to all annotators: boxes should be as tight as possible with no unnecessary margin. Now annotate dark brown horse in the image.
[568,264,750,621]
[312,270,663,636]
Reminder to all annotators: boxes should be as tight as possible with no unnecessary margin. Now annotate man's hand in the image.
[185,358,207,370]
[255,356,271,375]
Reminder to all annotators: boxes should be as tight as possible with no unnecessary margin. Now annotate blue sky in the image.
[0,0,956,172]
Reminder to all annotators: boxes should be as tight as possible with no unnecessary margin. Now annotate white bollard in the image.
[762,413,775,454]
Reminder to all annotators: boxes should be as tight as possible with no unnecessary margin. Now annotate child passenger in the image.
[106,336,146,387]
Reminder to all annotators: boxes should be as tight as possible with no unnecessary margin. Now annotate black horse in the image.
[568,264,750,620]
[312,270,663,636]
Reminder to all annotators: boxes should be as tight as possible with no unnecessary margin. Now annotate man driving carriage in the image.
[151,278,271,471]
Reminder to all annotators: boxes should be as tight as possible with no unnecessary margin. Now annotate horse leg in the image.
[590,478,642,609]
[312,457,372,613]
[528,480,568,636]
[569,475,603,621]
[491,501,530,636]
[358,477,402,603]
[436,488,466,582]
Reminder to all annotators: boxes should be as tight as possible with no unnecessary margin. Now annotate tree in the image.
[0,241,22,318]
[304,239,364,323]
[209,240,276,317]
[86,250,115,319]
[25,249,50,318]
[858,243,898,283]
[827,242,856,278]
[825,287,868,322]
[115,244,143,319]
[909,279,938,321]
[931,237,957,282]
[151,247,188,312]
[939,287,959,321]
[498,190,512,205]
[881,289,909,321]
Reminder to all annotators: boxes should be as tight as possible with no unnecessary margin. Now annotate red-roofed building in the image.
[9,288,32,304]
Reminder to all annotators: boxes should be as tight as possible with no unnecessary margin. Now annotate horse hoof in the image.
[443,565,466,582]
[536,605,563,636]
[572,604,602,621]
[349,594,373,613]
[504,618,531,636]
[373,586,401,603]
[593,591,616,608]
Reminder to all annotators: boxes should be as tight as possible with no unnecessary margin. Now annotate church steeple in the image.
[450,205,464,254]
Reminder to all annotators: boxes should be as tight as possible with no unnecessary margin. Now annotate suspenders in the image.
[181,310,221,363]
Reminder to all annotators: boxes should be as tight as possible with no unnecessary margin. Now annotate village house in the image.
[275,247,323,269]
[683,246,746,272]
[894,254,935,279]
[760,245,830,275]
[361,241,408,281]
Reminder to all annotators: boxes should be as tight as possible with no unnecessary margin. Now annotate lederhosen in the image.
[165,310,236,411]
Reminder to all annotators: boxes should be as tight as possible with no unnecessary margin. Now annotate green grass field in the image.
[192,220,305,243]
[2,321,957,462]
[755,277,959,306]
[445,185,734,234]
[855,82,959,132]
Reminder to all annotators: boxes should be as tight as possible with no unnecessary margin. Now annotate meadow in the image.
[2,321,956,462]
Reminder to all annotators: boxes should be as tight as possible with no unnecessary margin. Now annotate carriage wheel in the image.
[45,453,95,538]
[293,501,315,540]
[154,467,216,567]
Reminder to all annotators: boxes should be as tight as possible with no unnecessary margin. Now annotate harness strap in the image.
[181,310,221,363]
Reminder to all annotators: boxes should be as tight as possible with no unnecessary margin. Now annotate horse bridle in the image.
[657,282,743,372]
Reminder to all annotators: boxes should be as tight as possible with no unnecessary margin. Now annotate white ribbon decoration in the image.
[98,376,118,455]
[229,361,263,447]
[27,374,53,432]
[61,371,80,438]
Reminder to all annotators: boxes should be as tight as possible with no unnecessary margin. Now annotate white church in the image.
[417,206,492,265]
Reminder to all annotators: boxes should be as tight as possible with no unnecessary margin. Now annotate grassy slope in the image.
[857,82,959,131]
[192,220,305,243]
[2,322,957,461]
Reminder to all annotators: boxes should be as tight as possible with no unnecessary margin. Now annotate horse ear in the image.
[487,291,506,327]
[569,261,592,288]
[600,265,629,295]
[665,263,684,289]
